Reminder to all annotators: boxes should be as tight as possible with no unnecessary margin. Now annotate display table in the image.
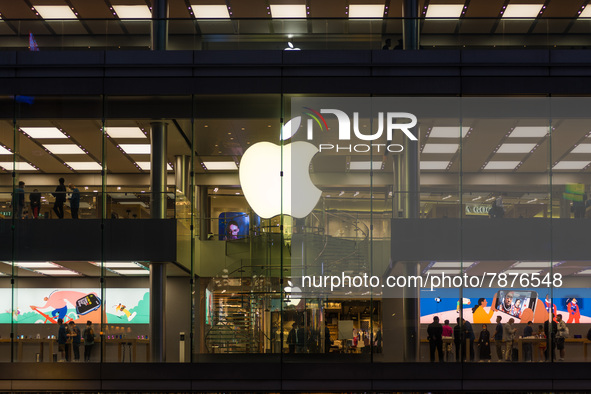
[0,338,150,362]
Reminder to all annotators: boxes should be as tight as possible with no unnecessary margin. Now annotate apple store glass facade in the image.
[0,93,590,364]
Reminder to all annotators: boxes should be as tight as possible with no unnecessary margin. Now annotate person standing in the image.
[453,318,465,362]
[464,319,475,361]
[523,321,534,362]
[556,314,568,361]
[494,316,504,361]
[544,317,558,361]
[324,325,332,353]
[477,324,491,362]
[83,320,95,362]
[442,319,452,361]
[503,318,517,361]
[68,321,81,361]
[57,318,69,362]
[68,183,80,219]
[13,181,25,219]
[374,328,382,354]
[287,323,297,354]
[52,178,66,219]
[29,188,41,219]
[427,316,444,362]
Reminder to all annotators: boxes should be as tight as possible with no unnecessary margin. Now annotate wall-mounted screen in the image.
[0,288,149,324]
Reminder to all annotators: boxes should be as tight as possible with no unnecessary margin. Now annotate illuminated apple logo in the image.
[239,116,321,218]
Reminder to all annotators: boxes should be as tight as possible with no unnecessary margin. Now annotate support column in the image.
[401,126,420,362]
[150,262,167,362]
[402,0,419,50]
[151,122,168,219]
[151,0,169,50]
[198,186,210,240]
[175,155,190,197]
[150,121,167,362]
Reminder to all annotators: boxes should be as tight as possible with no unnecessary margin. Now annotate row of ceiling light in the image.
[0,126,174,172]
[421,126,591,171]
[423,261,591,276]
[19,3,591,20]
[0,261,149,276]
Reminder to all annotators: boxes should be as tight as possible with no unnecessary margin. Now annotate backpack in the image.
[85,328,95,342]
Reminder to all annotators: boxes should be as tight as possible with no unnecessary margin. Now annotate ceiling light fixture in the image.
[105,127,146,139]
[349,4,385,18]
[502,4,543,18]
[203,162,238,171]
[270,4,306,18]
[20,127,66,139]
[34,5,78,19]
[43,144,86,155]
[191,4,231,18]
[113,5,152,19]
[425,4,464,18]
[119,144,151,154]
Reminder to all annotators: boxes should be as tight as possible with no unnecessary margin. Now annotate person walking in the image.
[68,183,80,219]
[427,316,444,362]
[52,178,66,219]
[287,323,297,354]
[83,320,95,362]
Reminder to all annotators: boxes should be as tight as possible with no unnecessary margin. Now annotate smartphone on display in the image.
[76,294,101,315]
[495,290,538,319]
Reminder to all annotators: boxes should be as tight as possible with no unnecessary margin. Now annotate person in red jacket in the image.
[566,298,580,324]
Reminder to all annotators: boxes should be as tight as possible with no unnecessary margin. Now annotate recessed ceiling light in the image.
[349,4,385,18]
[191,4,230,18]
[34,5,77,20]
[0,162,36,171]
[508,126,547,138]
[105,127,146,139]
[580,7,591,18]
[112,269,149,276]
[420,161,450,170]
[113,5,152,19]
[119,144,151,154]
[570,144,591,154]
[427,269,461,275]
[202,161,238,171]
[135,162,174,171]
[496,143,537,153]
[12,262,59,268]
[43,144,86,155]
[0,146,11,154]
[91,262,140,268]
[428,127,469,138]
[66,162,102,170]
[432,262,474,268]
[513,262,558,268]
[426,4,464,18]
[349,161,382,170]
[502,4,543,18]
[553,161,591,170]
[422,144,459,154]
[483,161,520,170]
[35,269,81,276]
[21,127,66,139]
[270,4,306,18]
[577,269,591,275]
[504,269,543,274]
